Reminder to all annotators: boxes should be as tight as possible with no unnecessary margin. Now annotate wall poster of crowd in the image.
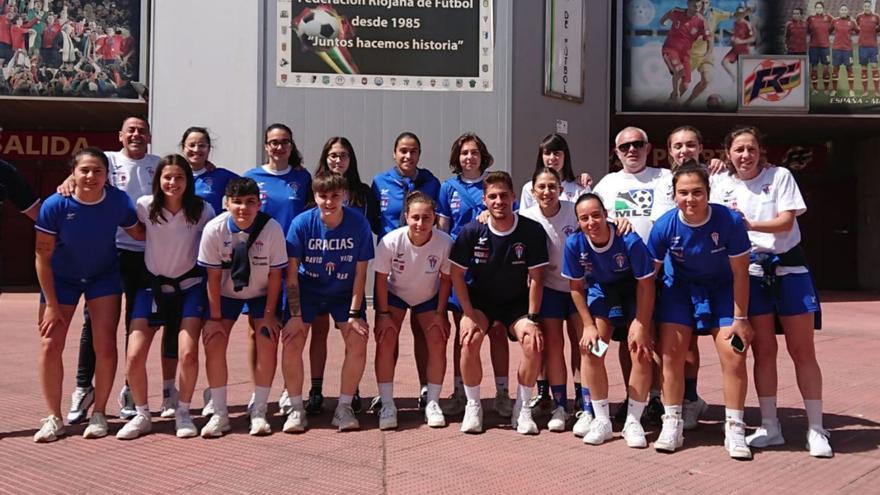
[618,0,880,114]
[275,0,494,91]
[0,0,143,99]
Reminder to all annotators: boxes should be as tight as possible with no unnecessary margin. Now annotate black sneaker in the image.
[418,387,428,410]
[574,393,584,414]
[305,387,324,416]
[644,396,664,426]
[613,400,628,424]
[351,390,363,414]
[527,393,555,417]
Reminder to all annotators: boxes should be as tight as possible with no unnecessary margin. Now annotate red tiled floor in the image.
[1,292,878,494]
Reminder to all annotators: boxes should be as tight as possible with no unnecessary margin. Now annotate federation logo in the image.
[614,253,626,269]
[562,225,578,236]
[325,261,336,275]
[743,59,802,105]
[426,255,439,272]
[711,232,720,246]
[254,240,264,253]
[513,242,525,259]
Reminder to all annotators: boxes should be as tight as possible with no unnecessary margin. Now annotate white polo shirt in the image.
[136,195,215,292]
[197,211,289,299]
[107,151,161,252]
[520,201,580,292]
[374,226,452,306]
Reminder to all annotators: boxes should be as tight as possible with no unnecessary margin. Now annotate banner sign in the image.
[618,0,880,114]
[0,131,119,160]
[275,0,493,91]
[544,0,584,102]
[0,0,143,100]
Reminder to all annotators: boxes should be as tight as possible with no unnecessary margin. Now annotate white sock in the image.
[592,399,610,420]
[454,376,464,391]
[427,383,442,404]
[254,386,270,408]
[757,396,778,424]
[464,385,481,403]
[135,404,149,418]
[517,384,533,404]
[804,399,824,429]
[177,401,191,415]
[338,394,353,406]
[211,386,228,416]
[163,379,175,393]
[725,408,745,423]
[664,404,682,418]
[627,399,647,424]
[289,395,304,409]
[495,376,508,391]
[378,382,395,407]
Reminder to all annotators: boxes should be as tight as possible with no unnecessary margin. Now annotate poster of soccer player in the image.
[0,0,144,99]
[275,0,494,92]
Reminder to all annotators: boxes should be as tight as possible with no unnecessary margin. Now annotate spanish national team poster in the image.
[276,0,494,91]
[618,0,880,114]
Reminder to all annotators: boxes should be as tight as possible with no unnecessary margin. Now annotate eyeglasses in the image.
[328,152,349,160]
[617,140,646,153]
[266,139,292,148]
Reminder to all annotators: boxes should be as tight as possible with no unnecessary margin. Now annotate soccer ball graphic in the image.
[295,7,341,49]
[631,190,653,210]
[706,94,724,111]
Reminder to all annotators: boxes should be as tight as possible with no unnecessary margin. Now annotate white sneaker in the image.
[117,386,136,420]
[200,413,231,438]
[493,388,513,418]
[654,414,684,452]
[379,404,398,431]
[460,400,483,433]
[572,410,594,438]
[201,389,214,416]
[806,427,833,458]
[278,389,292,416]
[83,412,109,439]
[116,414,152,440]
[547,406,568,432]
[724,419,753,460]
[513,403,538,435]
[442,387,467,416]
[425,400,446,428]
[160,388,179,419]
[67,386,94,424]
[622,419,647,448]
[332,405,360,431]
[175,411,198,438]
[249,405,272,436]
[682,398,707,430]
[583,417,613,445]
[34,415,65,443]
[283,406,308,433]
[746,419,785,448]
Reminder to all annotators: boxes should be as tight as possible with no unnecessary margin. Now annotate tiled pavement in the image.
[0,292,878,494]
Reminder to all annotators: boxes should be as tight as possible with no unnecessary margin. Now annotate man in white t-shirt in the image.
[592,126,674,425]
[67,117,167,425]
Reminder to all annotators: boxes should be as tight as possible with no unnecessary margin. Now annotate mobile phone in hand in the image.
[590,339,609,358]
[730,333,746,353]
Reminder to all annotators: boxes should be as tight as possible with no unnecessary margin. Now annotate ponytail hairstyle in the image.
[149,154,205,225]
[315,136,367,209]
[404,190,437,217]
[264,123,303,168]
[574,192,607,216]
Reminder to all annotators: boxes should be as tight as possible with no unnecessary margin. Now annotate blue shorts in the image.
[748,273,819,317]
[588,280,637,342]
[809,47,830,66]
[43,270,123,306]
[131,284,207,323]
[859,46,878,66]
[221,295,267,320]
[300,292,365,324]
[832,49,852,67]
[388,291,439,314]
[539,287,577,319]
[656,280,733,335]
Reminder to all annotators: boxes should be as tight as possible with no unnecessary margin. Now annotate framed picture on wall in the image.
[544,0,585,102]
[737,55,809,113]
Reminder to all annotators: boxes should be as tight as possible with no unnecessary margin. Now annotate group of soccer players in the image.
[29,115,832,460]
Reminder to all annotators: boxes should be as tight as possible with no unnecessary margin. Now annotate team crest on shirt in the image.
[253,240,264,253]
[614,253,626,269]
[325,261,336,275]
[711,232,720,246]
[761,183,772,194]
[204,177,213,187]
[426,255,439,273]
[287,181,300,200]
[512,242,525,263]
[562,225,578,236]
